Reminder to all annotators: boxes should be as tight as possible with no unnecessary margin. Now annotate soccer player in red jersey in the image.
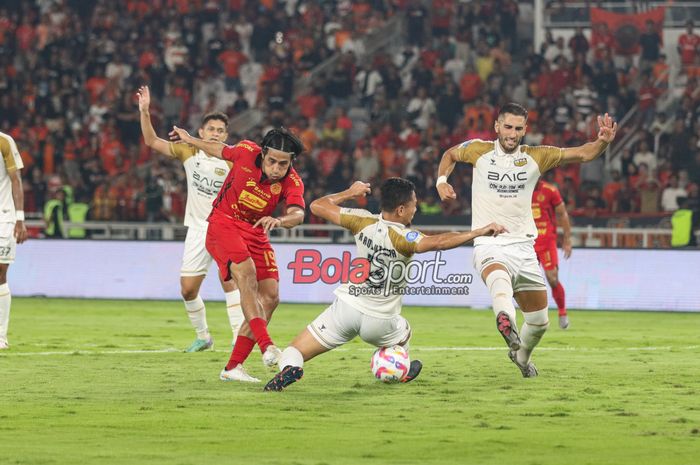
[532,179,572,329]
[169,126,305,382]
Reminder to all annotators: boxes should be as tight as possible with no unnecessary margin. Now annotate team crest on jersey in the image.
[405,231,419,242]
[215,168,226,176]
[239,190,268,211]
[514,158,528,167]
[270,183,282,195]
[537,194,545,202]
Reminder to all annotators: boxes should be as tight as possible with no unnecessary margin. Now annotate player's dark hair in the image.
[201,112,229,128]
[380,178,416,212]
[261,127,305,159]
[498,102,529,120]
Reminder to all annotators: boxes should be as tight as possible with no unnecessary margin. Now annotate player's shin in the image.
[225,335,256,371]
[485,269,517,322]
[516,308,549,365]
[184,295,209,340]
[225,289,244,339]
[278,346,304,370]
[552,283,566,316]
[0,283,11,345]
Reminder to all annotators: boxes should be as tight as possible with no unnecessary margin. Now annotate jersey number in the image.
[263,250,277,268]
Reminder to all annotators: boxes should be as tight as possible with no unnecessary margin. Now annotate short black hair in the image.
[201,112,229,128]
[261,127,305,159]
[498,102,529,120]
[380,178,416,212]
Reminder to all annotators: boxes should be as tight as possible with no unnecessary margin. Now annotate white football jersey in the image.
[169,143,232,229]
[0,132,24,223]
[334,208,424,319]
[455,139,562,245]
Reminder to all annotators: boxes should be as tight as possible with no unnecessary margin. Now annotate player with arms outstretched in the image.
[437,103,616,377]
[169,125,305,382]
[138,86,243,352]
[0,132,28,350]
[264,178,506,391]
[532,180,572,329]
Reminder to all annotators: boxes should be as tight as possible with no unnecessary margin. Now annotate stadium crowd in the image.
[1,0,699,229]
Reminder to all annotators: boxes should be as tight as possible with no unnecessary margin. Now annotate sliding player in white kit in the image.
[138,86,243,352]
[264,178,506,391]
[0,131,28,349]
[436,103,617,377]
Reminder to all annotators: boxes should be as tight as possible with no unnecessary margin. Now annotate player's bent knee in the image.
[180,287,199,301]
[485,269,513,307]
[523,307,549,328]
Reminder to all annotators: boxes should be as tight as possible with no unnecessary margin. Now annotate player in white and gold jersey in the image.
[264,178,506,391]
[138,86,245,355]
[437,102,617,377]
[0,132,28,349]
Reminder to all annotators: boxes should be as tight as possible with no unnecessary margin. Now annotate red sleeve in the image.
[550,186,563,207]
[221,139,260,162]
[283,170,306,210]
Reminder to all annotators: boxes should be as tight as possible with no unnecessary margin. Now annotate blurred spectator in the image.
[661,175,688,212]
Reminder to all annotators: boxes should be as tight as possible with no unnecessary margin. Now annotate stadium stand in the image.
[0,0,698,243]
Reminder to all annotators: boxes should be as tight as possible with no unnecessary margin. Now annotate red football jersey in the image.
[532,180,563,240]
[211,139,305,225]
[678,33,700,65]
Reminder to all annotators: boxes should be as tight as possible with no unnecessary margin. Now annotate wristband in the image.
[16,210,25,221]
[436,176,448,187]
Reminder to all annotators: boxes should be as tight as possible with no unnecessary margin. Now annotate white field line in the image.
[1,346,698,357]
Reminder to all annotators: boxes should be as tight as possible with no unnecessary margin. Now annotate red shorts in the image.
[534,236,559,271]
[206,214,279,282]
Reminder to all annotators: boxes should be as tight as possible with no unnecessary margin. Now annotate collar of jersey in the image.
[379,213,407,229]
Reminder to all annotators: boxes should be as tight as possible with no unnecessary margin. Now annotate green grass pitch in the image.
[1,298,698,465]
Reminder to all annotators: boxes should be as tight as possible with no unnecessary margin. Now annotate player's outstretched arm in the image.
[10,169,27,244]
[169,126,226,158]
[555,203,573,258]
[436,146,461,201]
[415,223,507,253]
[309,181,371,226]
[560,113,617,165]
[137,86,171,156]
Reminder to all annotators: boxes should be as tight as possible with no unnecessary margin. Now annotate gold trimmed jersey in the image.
[455,139,562,245]
[168,142,232,229]
[0,132,24,223]
[334,208,425,318]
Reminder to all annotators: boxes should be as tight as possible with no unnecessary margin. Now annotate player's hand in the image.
[348,181,371,198]
[137,85,150,112]
[563,237,572,259]
[478,222,508,237]
[14,221,28,244]
[597,113,617,144]
[169,126,191,144]
[437,182,457,201]
[253,216,282,233]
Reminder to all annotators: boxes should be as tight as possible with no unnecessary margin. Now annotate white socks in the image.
[0,283,10,344]
[485,269,517,323]
[517,308,549,365]
[278,346,304,371]
[184,296,209,340]
[225,289,244,338]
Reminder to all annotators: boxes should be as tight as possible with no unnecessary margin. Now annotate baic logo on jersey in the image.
[192,171,223,189]
[238,190,268,211]
[487,171,527,181]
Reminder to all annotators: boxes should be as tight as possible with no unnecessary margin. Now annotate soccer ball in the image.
[371,345,410,383]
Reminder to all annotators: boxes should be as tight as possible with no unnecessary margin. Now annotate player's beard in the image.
[498,134,522,154]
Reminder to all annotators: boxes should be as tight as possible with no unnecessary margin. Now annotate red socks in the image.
[225,335,255,371]
[552,282,566,316]
[249,317,273,353]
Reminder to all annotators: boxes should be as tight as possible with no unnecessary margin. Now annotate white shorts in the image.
[180,226,213,277]
[308,298,411,350]
[0,223,17,264]
[472,242,547,293]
